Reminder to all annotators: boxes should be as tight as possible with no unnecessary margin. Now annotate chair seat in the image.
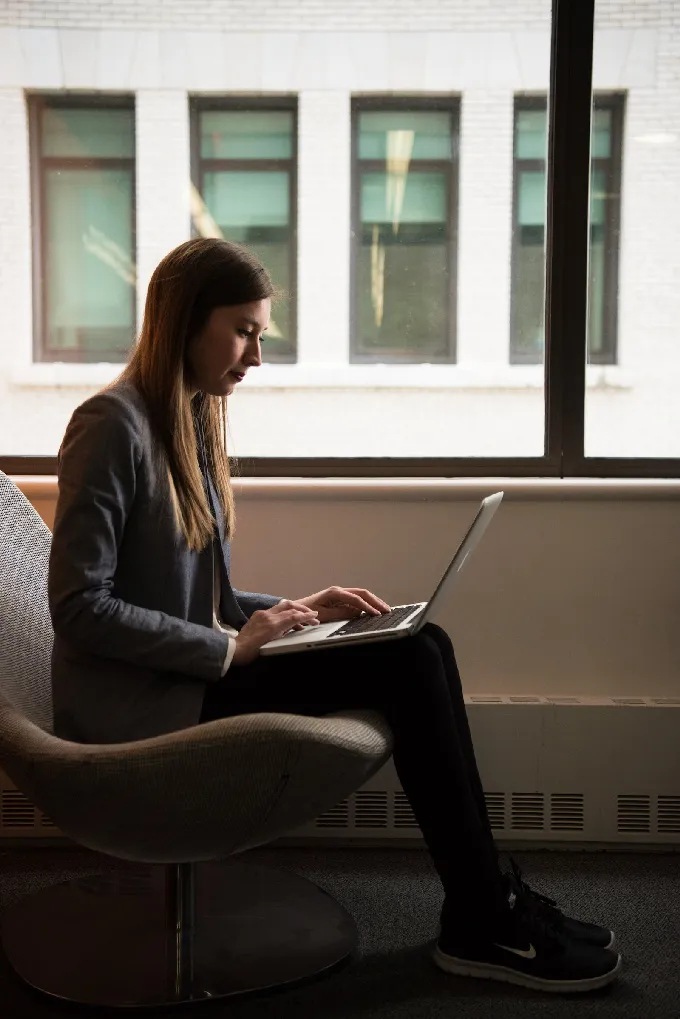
[0,694,394,862]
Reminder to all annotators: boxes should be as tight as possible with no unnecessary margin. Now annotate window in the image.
[510,95,623,365]
[351,100,459,363]
[3,3,679,473]
[190,99,297,363]
[30,96,136,363]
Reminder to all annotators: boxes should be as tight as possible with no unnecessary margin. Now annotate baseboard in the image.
[1,836,679,856]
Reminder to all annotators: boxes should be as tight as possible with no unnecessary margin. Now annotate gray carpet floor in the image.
[0,843,677,1018]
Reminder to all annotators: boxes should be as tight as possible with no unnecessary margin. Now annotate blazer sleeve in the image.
[232,589,282,618]
[48,393,230,682]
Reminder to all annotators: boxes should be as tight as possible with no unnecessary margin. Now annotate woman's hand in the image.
[232,599,320,666]
[297,586,391,623]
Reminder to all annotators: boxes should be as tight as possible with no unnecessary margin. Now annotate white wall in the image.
[18,477,680,699]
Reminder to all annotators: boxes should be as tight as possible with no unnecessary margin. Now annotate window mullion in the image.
[544,0,595,473]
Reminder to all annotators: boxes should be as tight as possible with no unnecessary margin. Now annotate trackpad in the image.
[261,620,344,650]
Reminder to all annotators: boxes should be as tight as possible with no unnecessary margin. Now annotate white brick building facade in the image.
[0,0,678,459]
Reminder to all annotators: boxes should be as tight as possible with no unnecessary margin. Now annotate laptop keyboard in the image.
[329,604,422,638]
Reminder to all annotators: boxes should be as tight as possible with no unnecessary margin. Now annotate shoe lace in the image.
[508,858,566,946]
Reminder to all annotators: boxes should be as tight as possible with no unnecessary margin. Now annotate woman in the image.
[48,238,621,995]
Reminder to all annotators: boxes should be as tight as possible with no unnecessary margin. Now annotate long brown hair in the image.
[121,238,275,551]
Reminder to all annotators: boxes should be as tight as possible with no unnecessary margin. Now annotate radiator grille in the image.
[355,790,388,829]
[393,791,418,829]
[618,794,651,833]
[3,698,680,846]
[658,796,680,833]
[485,792,505,830]
[316,799,350,829]
[551,793,584,831]
[1,789,36,829]
[511,793,545,830]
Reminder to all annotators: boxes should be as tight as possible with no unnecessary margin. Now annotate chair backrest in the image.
[0,473,54,732]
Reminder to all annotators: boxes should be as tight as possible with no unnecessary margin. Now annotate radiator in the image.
[2,697,680,846]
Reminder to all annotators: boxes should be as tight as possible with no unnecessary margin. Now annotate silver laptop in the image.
[260,491,503,656]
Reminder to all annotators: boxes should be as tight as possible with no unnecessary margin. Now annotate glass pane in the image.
[512,224,545,360]
[511,100,613,366]
[204,171,289,227]
[586,7,678,458]
[199,111,293,159]
[202,170,292,351]
[357,225,448,358]
[357,170,447,357]
[588,223,606,357]
[517,170,546,226]
[516,108,547,159]
[358,111,452,160]
[361,171,446,225]
[592,108,612,158]
[45,168,135,359]
[42,107,134,159]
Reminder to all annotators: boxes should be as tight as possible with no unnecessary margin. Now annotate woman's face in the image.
[187,298,271,397]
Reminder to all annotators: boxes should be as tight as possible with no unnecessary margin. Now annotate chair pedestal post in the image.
[167,862,195,999]
[2,858,357,1007]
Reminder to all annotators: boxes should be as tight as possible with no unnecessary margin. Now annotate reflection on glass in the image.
[355,108,456,361]
[38,104,136,361]
[586,4,680,458]
[510,99,621,365]
[194,108,295,361]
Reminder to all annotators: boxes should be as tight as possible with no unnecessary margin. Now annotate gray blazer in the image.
[48,380,281,745]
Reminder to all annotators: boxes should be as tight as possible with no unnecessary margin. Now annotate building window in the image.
[351,99,459,363]
[30,96,136,363]
[511,94,623,365]
[190,99,297,363]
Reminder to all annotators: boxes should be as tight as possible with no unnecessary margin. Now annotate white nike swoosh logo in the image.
[494,942,537,959]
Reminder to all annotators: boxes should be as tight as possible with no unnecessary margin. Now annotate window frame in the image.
[189,95,298,365]
[28,93,137,364]
[349,95,460,364]
[5,1,680,479]
[510,92,624,367]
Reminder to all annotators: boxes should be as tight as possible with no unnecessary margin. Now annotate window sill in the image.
[9,363,124,388]
[238,363,632,390]
[8,362,632,390]
[12,475,680,502]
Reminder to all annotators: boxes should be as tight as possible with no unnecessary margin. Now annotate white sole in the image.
[432,944,623,994]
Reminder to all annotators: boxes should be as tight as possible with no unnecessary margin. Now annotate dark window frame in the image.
[189,95,298,365]
[510,92,624,366]
[350,95,460,364]
[28,93,137,364]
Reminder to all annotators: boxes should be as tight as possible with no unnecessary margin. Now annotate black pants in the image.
[200,622,508,929]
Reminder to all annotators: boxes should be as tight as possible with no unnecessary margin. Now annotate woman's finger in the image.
[345,588,391,613]
[333,591,381,615]
[273,599,318,616]
[278,610,318,624]
[283,617,320,635]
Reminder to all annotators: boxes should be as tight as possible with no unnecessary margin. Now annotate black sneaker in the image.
[432,886,622,994]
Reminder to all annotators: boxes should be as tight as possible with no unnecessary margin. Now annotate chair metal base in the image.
[1,858,356,1008]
